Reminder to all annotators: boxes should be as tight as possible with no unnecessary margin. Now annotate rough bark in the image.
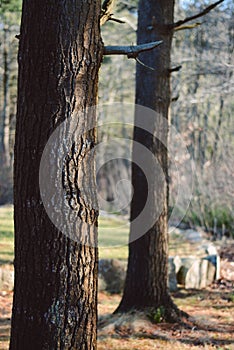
[10,1,103,349]
[116,0,180,319]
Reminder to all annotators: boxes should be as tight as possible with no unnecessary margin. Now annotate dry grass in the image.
[0,291,12,349]
[98,289,234,350]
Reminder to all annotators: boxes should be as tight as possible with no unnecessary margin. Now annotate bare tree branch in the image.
[172,0,224,29]
[100,0,117,26]
[108,17,125,24]
[169,65,182,73]
[174,23,201,31]
[103,41,163,58]
[171,95,180,102]
[135,57,155,71]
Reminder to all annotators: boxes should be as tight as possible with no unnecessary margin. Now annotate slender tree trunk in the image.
[202,101,209,166]
[116,0,180,319]
[1,27,11,168]
[212,96,224,162]
[10,1,103,349]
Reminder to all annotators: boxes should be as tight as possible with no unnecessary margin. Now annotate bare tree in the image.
[116,0,225,318]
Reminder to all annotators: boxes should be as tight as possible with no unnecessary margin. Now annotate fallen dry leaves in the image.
[0,264,233,349]
[98,284,234,350]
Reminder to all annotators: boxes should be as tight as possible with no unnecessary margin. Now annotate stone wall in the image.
[99,254,220,294]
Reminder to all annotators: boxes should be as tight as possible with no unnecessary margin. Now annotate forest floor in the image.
[98,283,234,350]
[0,257,233,349]
[0,205,233,349]
[0,283,233,349]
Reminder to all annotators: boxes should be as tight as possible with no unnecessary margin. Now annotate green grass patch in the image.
[98,216,129,259]
[0,205,129,261]
[0,205,14,264]
[0,205,208,262]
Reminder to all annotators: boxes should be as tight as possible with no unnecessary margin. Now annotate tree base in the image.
[98,306,190,342]
[114,292,189,324]
[114,303,189,324]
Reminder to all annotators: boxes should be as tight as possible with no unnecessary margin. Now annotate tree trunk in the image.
[116,0,180,319]
[1,27,11,169]
[212,96,224,162]
[10,1,103,349]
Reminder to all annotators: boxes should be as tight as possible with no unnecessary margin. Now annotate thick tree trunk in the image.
[10,1,103,349]
[116,0,179,319]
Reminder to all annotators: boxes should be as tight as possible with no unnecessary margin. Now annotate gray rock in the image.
[177,257,198,288]
[199,259,208,289]
[216,255,221,280]
[173,255,182,274]
[199,259,215,288]
[183,229,203,243]
[205,260,216,286]
[168,257,178,292]
[98,259,127,294]
[177,257,216,289]
[98,276,107,292]
[185,259,201,289]
[205,245,218,255]
[204,254,220,280]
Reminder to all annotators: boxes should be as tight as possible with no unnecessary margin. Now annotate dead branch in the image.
[108,17,125,24]
[174,23,201,31]
[171,0,224,29]
[100,0,117,26]
[171,95,180,102]
[103,41,163,58]
[135,57,155,71]
[169,65,182,73]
